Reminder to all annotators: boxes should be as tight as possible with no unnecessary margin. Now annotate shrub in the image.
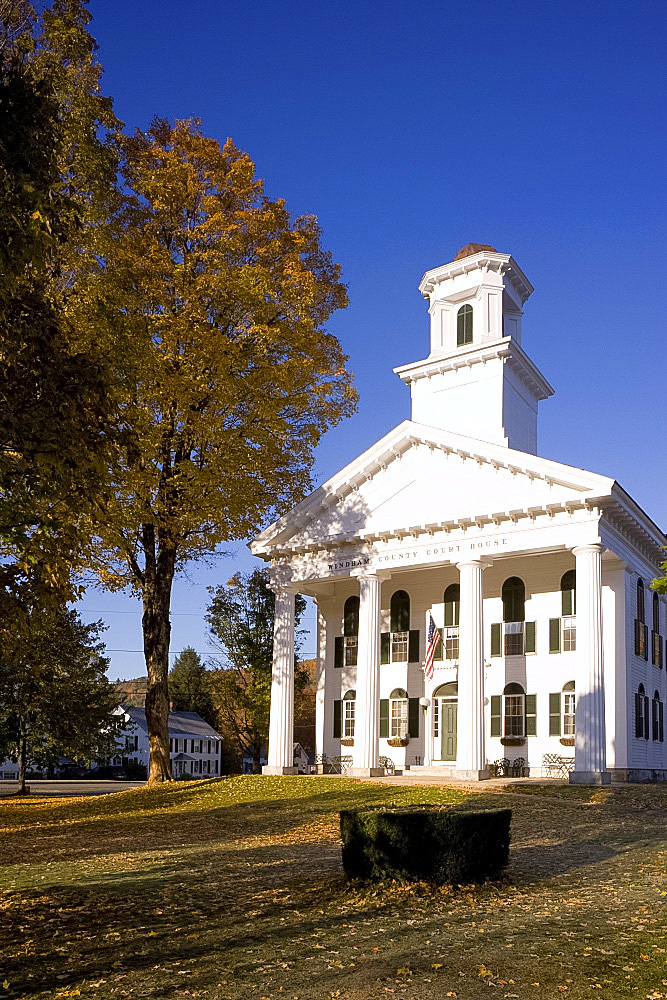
[339,804,511,884]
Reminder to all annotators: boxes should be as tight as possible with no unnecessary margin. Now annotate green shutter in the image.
[380,632,390,665]
[333,700,342,738]
[562,588,573,617]
[379,699,389,738]
[334,636,344,668]
[434,628,444,660]
[644,696,650,739]
[408,698,420,738]
[408,629,420,663]
[490,695,502,736]
[549,693,561,736]
[549,618,561,653]
[491,623,501,657]
[525,621,536,654]
[525,694,537,736]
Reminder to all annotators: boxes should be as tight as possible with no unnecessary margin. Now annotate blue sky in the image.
[79,0,666,678]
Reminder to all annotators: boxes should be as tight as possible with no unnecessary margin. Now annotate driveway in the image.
[0,780,145,797]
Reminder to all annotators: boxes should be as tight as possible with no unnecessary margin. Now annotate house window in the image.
[635,579,649,660]
[343,689,356,738]
[652,691,664,742]
[443,584,460,660]
[562,681,576,736]
[635,683,649,739]
[503,682,525,737]
[502,577,525,655]
[390,590,410,662]
[389,688,409,738]
[652,592,663,668]
[344,595,359,666]
[457,304,473,346]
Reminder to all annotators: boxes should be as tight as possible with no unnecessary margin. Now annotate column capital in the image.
[456,557,492,571]
[268,581,300,597]
[350,568,391,583]
[572,542,604,558]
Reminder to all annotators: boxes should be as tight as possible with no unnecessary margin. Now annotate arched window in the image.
[444,584,460,626]
[562,680,576,736]
[635,683,648,740]
[652,691,664,742]
[502,577,525,655]
[652,593,663,667]
[635,579,649,660]
[457,304,473,346]
[503,682,525,737]
[390,590,410,662]
[389,687,409,738]
[343,689,356,738]
[561,570,576,616]
[343,595,359,667]
[637,579,645,622]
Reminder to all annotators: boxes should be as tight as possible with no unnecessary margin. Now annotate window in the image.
[343,689,356,738]
[503,683,525,737]
[457,304,473,346]
[443,584,460,660]
[561,570,576,616]
[652,691,664,742]
[635,579,649,660]
[390,590,410,662]
[635,684,649,740]
[652,593,663,668]
[502,577,526,655]
[389,688,408,738]
[562,681,576,736]
[344,595,359,666]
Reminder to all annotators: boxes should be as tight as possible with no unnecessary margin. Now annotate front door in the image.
[441,700,457,761]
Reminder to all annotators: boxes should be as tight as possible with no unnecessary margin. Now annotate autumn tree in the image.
[0,0,119,598]
[0,607,120,793]
[83,119,355,781]
[168,647,215,727]
[207,569,309,773]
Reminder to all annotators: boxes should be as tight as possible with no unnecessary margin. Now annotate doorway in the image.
[433,681,458,762]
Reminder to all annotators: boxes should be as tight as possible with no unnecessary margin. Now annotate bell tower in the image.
[394,244,553,454]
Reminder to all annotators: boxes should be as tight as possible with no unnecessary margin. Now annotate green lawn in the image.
[1,777,666,1000]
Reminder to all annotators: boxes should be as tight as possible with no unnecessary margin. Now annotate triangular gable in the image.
[251,421,615,556]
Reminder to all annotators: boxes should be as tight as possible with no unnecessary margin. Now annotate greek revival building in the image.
[251,244,667,784]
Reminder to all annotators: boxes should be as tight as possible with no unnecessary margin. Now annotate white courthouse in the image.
[251,244,666,784]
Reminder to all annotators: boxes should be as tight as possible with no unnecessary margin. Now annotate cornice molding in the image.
[393,337,554,401]
[419,252,533,304]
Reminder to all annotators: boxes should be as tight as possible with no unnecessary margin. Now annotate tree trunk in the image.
[17,729,28,795]
[252,743,262,774]
[143,530,176,783]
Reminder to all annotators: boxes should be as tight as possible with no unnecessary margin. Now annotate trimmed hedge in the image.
[339,804,511,884]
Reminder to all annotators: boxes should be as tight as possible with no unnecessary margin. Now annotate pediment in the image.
[251,421,615,556]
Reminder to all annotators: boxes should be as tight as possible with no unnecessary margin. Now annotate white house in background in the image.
[251,243,667,785]
[110,706,223,777]
[240,743,311,774]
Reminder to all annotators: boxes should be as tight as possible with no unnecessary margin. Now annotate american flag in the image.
[424,613,440,680]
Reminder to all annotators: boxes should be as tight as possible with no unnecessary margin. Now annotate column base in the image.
[454,768,491,781]
[569,770,611,786]
[262,765,298,775]
[346,767,385,778]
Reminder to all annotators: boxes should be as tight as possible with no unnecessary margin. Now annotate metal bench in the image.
[542,753,575,778]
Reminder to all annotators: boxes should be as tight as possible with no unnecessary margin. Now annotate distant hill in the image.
[114,676,147,707]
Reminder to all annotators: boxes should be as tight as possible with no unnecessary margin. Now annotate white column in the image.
[456,558,489,780]
[570,543,611,785]
[314,596,335,762]
[263,587,298,775]
[349,571,385,777]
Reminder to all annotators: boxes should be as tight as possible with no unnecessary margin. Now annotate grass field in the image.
[0,776,666,1000]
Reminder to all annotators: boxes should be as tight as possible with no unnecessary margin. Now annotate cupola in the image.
[394,245,553,454]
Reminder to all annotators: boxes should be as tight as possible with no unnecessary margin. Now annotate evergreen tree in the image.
[168,647,215,727]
